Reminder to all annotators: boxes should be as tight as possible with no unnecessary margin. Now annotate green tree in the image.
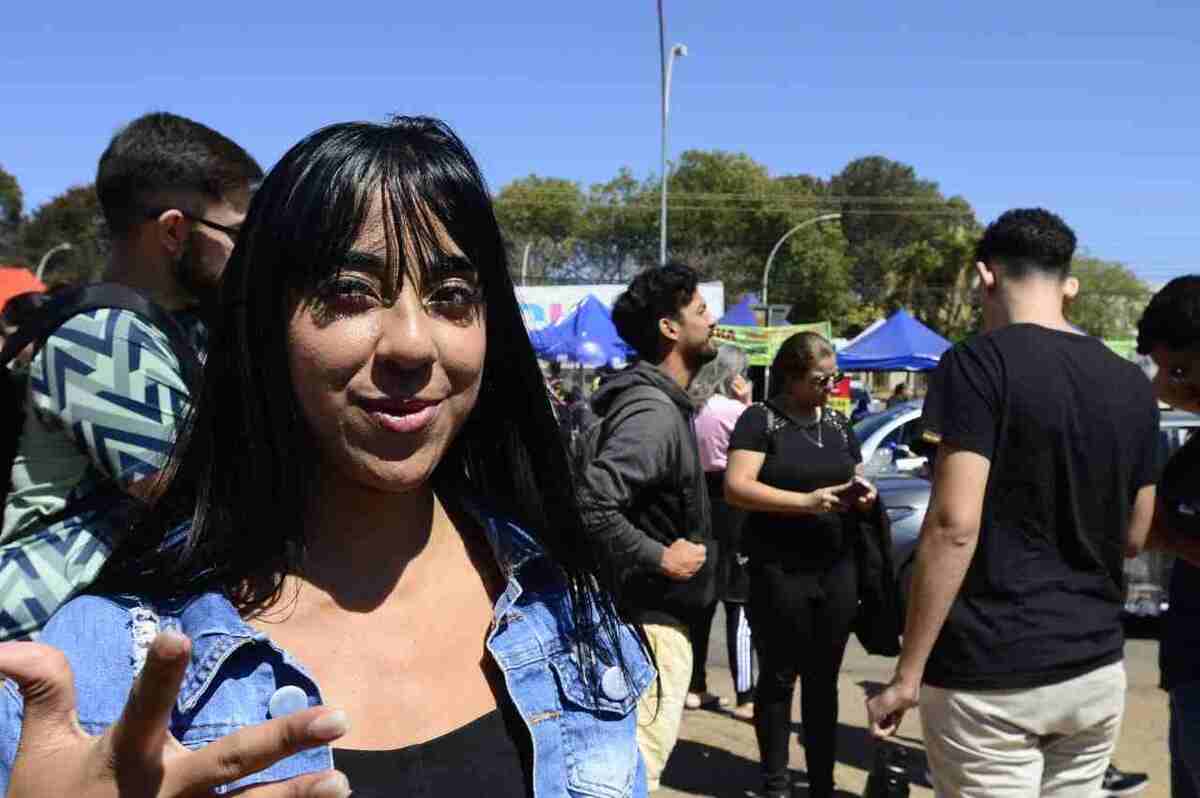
[21,185,109,285]
[829,156,974,303]
[664,152,856,327]
[571,169,658,283]
[0,165,23,262]
[494,174,585,283]
[1067,255,1152,338]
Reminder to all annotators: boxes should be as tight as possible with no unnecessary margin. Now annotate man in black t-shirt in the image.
[867,209,1159,798]
[1136,276,1200,798]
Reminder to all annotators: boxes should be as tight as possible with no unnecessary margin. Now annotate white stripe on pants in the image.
[733,605,754,695]
[920,661,1125,798]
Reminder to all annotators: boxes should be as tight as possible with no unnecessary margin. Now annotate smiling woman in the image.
[0,117,652,798]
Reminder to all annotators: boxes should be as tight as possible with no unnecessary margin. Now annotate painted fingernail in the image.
[310,771,351,798]
[306,709,350,741]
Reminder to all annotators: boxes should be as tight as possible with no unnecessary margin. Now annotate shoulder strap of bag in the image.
[0,282,202,391]
[0,284,204,533]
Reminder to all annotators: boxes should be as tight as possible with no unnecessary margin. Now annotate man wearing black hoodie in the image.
[581,263,719,791]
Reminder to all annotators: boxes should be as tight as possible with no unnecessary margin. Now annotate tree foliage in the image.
[489,153,1152,342]
[20,185,109,285]
[1067,255,1152,338]
[0,165,23,262]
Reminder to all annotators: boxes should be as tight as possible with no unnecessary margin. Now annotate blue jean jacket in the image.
[0,514,655,797]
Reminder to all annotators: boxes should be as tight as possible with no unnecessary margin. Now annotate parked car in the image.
[867,409,1200,619]
[854,400,928,477]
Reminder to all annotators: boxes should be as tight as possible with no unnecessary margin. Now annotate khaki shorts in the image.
[920,662,1126,798]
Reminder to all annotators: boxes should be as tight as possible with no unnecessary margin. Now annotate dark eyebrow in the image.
[430,254,477,277]
[343,250,388,273]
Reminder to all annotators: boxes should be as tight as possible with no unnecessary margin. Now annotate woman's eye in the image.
[311,276,385,322]
[425,282,482,321]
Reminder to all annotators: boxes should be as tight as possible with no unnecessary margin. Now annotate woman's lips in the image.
[363,401,442,434]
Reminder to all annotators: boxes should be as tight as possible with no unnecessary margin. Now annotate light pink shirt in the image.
[694,394,750,473]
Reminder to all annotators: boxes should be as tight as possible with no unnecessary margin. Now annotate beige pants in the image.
[637,621,693,792]
[920,661,1126,798]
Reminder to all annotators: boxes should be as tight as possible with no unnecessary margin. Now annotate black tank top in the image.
[333,703,531,797]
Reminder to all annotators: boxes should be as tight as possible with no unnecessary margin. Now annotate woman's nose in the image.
[375,292,438,369]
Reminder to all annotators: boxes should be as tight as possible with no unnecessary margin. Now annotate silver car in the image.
[854,400,928,477]
[858,408,1200,618]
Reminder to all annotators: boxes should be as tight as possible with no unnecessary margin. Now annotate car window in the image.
[853,412,900,443]
[878,425,903,450]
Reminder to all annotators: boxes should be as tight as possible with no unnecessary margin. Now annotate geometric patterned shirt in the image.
[1,308,201,541]
[0,307,203,638]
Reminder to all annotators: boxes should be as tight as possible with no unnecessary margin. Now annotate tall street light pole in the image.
[761,212,842,307]
[760,212,841,394]
[658,0,687,266]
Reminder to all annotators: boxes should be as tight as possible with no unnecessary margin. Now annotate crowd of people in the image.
[0,110,1193,798]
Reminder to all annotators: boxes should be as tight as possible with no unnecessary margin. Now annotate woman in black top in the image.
[725,332,877,798]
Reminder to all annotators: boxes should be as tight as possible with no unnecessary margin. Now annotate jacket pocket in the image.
[549,645,648,798]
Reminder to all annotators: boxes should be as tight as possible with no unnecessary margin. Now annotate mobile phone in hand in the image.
[841,478,872,501]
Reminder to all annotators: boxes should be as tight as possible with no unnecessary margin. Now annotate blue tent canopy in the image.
[836,309,951,371]
[529,294,633,367]
[718,295,758,326]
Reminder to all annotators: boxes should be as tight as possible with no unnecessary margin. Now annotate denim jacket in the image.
[0,513,655,797]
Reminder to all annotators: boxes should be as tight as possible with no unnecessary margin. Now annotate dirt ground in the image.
[655,609,1169,797]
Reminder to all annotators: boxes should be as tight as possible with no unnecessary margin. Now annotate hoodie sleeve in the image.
[579,395,679,575]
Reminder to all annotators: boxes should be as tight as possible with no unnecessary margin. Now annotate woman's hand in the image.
[806,485,850,514]
[0,634,352,798]
[731,375,753,406]
[849,475,878,511]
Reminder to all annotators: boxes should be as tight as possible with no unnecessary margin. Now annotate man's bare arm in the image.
[894,445,990,686]
[867,443,989,737]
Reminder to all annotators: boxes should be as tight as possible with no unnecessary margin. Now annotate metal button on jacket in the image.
[268,685,309,719]
[601,665,628,701]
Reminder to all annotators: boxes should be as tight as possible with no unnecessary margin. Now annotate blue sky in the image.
[3,1,1196,283]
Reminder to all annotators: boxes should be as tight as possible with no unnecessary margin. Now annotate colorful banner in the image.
[712,322,834,367]
[516,282,725,331]
[827,377,852,417]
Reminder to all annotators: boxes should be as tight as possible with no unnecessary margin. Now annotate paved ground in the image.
[655,609,1169,798]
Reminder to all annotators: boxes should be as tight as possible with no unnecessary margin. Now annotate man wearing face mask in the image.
[0,112,260,639]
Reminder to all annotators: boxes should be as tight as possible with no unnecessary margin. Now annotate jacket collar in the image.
[168,508,545,712]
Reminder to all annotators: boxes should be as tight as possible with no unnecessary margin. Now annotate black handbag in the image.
[851,498,903,656]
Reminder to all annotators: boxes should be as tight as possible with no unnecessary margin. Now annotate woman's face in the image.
[787,353,839,408]
[287,203,486,495]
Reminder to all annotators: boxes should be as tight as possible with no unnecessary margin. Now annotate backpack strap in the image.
[0,283,204,533]
[0,283,202,391]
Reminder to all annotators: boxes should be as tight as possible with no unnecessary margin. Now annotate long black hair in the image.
[91,118,624,657]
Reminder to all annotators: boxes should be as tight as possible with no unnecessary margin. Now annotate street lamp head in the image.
[672,43,688,57]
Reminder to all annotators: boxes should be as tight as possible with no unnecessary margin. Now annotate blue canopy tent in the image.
[836,309,951,371]
[718,295,758,326]
[529,294,633,368]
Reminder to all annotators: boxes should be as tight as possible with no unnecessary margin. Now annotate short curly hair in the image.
[611,262,700,361]
[975,208,1076,280]
[1137,275,1200,355]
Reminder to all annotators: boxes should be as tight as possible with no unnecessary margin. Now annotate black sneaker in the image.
[1102,765,1149,796]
